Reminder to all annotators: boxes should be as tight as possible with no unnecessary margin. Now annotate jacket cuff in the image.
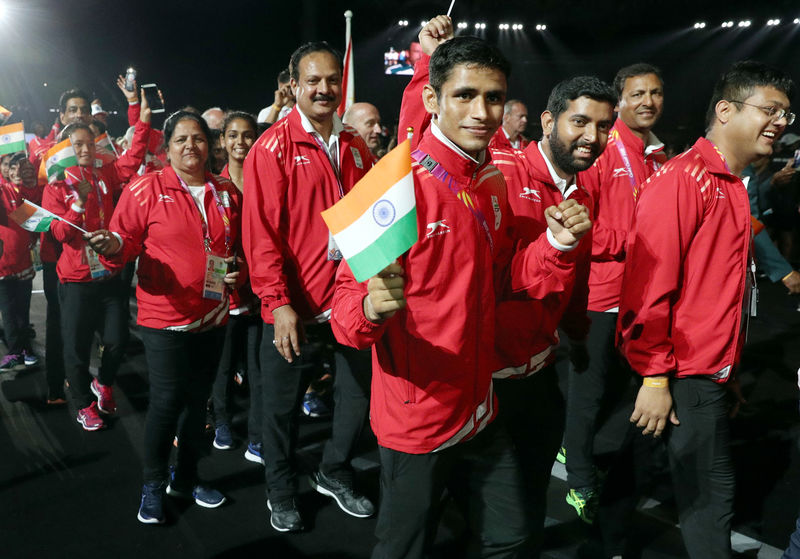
[547,228,578,252]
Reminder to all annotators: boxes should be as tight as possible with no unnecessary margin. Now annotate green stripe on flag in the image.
[0,140,25,156]
[346,209,418,283]
[32,216,54,232]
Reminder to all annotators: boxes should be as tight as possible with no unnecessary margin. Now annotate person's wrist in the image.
[643,376,669,388]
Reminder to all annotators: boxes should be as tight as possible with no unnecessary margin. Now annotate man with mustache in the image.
[243,41,375,533]
[561,63,666,536]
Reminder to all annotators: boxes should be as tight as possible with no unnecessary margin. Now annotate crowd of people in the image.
[2,13,800,559]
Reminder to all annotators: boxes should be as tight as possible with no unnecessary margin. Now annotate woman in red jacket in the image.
[0,153,40,371]
[41,93,151,431]
[92,110,245,525]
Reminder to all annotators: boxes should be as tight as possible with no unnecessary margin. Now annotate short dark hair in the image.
[613,63,663,100]
[705,60,795,129]
[222,111,258,136]
[546,76,617,120]
[8,152,28,166]
[60,122,94,141]
[162,110,212,149]
[277,69,290,85]
[429,36,511,98]
[59,88,90,114]
[289,42,342,81]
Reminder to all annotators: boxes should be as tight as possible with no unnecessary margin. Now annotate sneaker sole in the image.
[195,495,226,509]
[76,417,104,431]
[213,440,233,451]
[167,484,226,508]
[309,476,373,518]
[267,500,303,532]
[244,450,265,465]
[90,382,117,415]
[137,511,165,524]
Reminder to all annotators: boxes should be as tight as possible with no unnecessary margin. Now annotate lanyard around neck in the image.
[175,172,231,255]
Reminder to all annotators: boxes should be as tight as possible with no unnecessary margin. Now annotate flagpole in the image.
[446,0,456,17]
[338,10,355,117]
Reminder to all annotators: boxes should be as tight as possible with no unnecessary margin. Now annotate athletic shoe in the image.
[76,402,104,431]
[244,442,265,465]
[90,378,117,415]
[302,391,331,418]
[166,468,226,508]
[22,350,39,367]
[267,498,304,532]
[566,487,598,525]
[137,481,166,524]
[309,470,374,518]
[213,423,233,450]
[0,353,24,372]
[556,446,566,465]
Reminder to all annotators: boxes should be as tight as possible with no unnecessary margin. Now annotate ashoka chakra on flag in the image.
[372,200,396,227]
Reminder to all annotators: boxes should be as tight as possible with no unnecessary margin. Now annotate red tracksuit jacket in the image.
[617,137,751,383]
[0,182,37,278]
[242,107,374,324]
[101,167,245,331]
[579,118,666,311]
[488,127,529,151]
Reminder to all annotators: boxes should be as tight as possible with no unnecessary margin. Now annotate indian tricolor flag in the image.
[95,132,117,166]
[45,139,78,183]
[0,122,26,156]
[9,200,58,232]
[321,140,417,282]
[0,105,11,124]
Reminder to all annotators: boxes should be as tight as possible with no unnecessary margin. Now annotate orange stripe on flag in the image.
[0,122,23,134]
[322,140,412,235]
[9,201,37,222]
[46,138,72,159]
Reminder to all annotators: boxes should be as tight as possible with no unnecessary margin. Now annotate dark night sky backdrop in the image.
[1,0,798,148]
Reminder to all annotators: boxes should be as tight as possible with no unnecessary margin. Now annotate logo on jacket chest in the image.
[158,193,175,203]
[426,219,451,238]
[520,186,541,202]
[612,167,631,178]
[294,155,311,166]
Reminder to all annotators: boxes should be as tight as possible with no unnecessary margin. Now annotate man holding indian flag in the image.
[329,17,591,559]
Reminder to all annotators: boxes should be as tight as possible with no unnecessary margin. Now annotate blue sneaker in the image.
[137,481,166,524]
[302,391,331,418]
[22,350,39,367]
[244,441,265,465]
[166,467,226,509]
[213,423,233,450]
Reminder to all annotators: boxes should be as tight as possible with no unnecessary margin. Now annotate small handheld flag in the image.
[0,105,12,125]
[0,122,26,156]
[321,140,417,282]
[8,199,88,234]
[44,139,78,183]
[95,133,118,166]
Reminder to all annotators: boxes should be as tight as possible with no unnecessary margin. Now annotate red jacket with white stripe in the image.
[332,125,578,454]
[0,183,35,278]
[488,127,529,151]
[242,107,373,324]
[492,144,592,378]
[617,137,750,383]
[579,118,666,311]
[100,167,244,331]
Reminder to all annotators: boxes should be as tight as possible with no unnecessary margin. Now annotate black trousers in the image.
[43,263,65,399]
[139,326,225,483]
[563,311,634,490]
[494,365,565,557]
[58,277,128,409]
[372,420,531,559]
[211,313,261,438]
[258,321,370,502]
[0,277,32,355]
[666,376,735,559]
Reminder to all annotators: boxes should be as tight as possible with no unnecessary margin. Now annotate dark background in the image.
[1,0,799,149]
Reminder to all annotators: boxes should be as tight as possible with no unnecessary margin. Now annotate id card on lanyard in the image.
[175,173,232,300]
[310,132,345,261]
[67,169,111,281]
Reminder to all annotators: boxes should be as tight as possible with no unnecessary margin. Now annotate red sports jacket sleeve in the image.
[112,119,151,184]
[618,173,703,376]
[100,176,149,274]
[42,182,82,244]
[581,163,628,261]
[331,259,389,350]
[559,232,592,341]
[242,139,292,313]
[397,54,433,149]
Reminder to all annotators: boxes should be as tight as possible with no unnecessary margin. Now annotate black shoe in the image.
[309,470,374,518]
[267,498,304,532]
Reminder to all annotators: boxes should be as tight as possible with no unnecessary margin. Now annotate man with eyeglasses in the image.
[618,60,794,558]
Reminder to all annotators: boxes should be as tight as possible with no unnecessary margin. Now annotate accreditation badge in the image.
[203,254,227,300]
[85,246,110,280]
[327,231,343,261]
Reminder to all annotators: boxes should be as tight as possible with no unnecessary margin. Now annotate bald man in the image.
[342,102,382,158]
[202,107,225,131]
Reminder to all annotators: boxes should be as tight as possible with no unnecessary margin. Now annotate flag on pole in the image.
[321,139,417,282]
[337,10,355,117]
[44,139,78,183]
[9,200,58,232]
[95,132,118,166]
[0,105,12,124]
[0,122,26,156]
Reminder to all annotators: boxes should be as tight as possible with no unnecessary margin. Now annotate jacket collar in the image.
[612,118,664,156]
[693,137,737,178]
[287,105,351,147]
[417,122,489,184]
[163,165,219,191]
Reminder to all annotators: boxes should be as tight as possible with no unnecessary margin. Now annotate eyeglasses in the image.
[730,100,796,125]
